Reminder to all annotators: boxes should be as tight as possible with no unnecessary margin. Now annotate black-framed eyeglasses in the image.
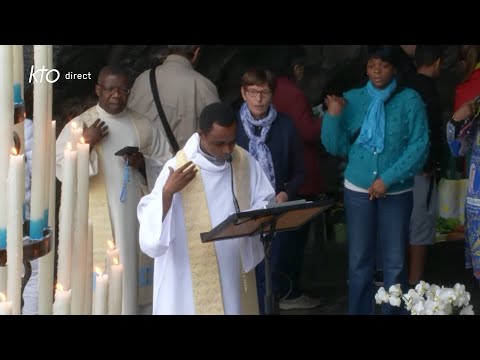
[96,83,130,95]
[245,88,272,98]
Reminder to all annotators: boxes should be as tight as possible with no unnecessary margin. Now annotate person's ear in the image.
[192,47,201,65]
[95,84,101,97]
[240,87,247,101]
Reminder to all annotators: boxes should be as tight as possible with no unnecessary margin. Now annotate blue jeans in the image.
[344,188,412,315]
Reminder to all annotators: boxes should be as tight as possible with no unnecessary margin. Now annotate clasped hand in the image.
[368,179,387,200]
[123,152,145,172]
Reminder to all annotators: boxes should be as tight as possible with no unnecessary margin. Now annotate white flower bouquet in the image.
[375,281,474,315]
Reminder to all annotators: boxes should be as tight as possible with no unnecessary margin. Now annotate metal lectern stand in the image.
[201,200,334,315]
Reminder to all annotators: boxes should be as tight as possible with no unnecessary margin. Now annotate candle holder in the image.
[0,227,52,307]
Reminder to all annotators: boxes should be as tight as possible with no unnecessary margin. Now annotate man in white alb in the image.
[137,102,275,315]
[56,66,170,314]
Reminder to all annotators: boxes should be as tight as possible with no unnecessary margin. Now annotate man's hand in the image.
[163,161,198,197]
[275,191,288,204]
[83,119,108,148]
[162,161,198,220]
[368,178,387,200]
[124,152,145,172]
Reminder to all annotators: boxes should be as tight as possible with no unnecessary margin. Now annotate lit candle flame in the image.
[113,258,119,266]
[80,136,85,144]
[56,283,64,292]
[95,266,102,275]
[0,293,6,302]
[107,239,115,250]
[11,147,18,156]
[71,122,78,130]
[66,142,72,151]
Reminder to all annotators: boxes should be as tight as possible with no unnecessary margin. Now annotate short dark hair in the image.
[199,102,236,134]
[168,45,199,59]
[367,45,403,68]
[97,65,131,86]
[458,45,480,82]
[241,67,276,93]
[415,45,443,68]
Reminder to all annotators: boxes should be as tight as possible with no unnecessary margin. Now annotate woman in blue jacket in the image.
[236,67,306,314]
[321,46,429,315]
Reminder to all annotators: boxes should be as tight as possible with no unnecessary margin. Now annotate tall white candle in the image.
[12,45,23,106]
[38,120,56,315]
[105,239,120,277]
[0,45,13,249]
[0,268,6,296]
[43,119,51,226]
[57,143,77,290]
[30,45,49,240]
[84,219,93,314]
[108,258,123,315]
[6,149,24,315]
[52,284,71,315]
[47,45,52,125]
[0,292,12,315]
[70,138,90,314]
[94,267,108,315]
[45,45,52,223]
[70,122,83,150]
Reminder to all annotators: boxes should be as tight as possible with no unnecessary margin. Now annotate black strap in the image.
[149,68,180,153]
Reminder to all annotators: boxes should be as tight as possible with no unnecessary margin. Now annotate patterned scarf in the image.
[239,102,277,188]
[357,79,397,153]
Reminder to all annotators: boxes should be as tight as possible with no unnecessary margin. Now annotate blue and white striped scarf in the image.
[239,102,277,188]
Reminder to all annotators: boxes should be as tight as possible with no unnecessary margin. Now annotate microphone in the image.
[227,154,241,213]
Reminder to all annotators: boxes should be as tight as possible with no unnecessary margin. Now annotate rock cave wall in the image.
[22,45,464,135]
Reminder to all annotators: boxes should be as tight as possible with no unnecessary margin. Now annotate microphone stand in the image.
[260,218,277,315]
[227,154,277,315]
[227,155,240,214]
[229,153,275,314]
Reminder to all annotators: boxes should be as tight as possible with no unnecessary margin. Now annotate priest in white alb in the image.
[137,102,276,315]
[56,66,170,315]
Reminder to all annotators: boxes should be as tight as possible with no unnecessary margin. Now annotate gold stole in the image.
[177,146,259,315]
[88,144,114,271]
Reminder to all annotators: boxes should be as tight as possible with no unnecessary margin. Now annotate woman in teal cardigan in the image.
[321,46,429,315]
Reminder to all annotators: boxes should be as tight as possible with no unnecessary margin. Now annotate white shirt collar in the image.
[184,133,229,172]
[96,104,127,118]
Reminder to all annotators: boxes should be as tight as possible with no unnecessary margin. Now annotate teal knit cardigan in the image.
[321,86,429,193]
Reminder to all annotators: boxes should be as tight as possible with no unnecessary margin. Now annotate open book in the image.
[264,199,308,209]
[200,199,334,243]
